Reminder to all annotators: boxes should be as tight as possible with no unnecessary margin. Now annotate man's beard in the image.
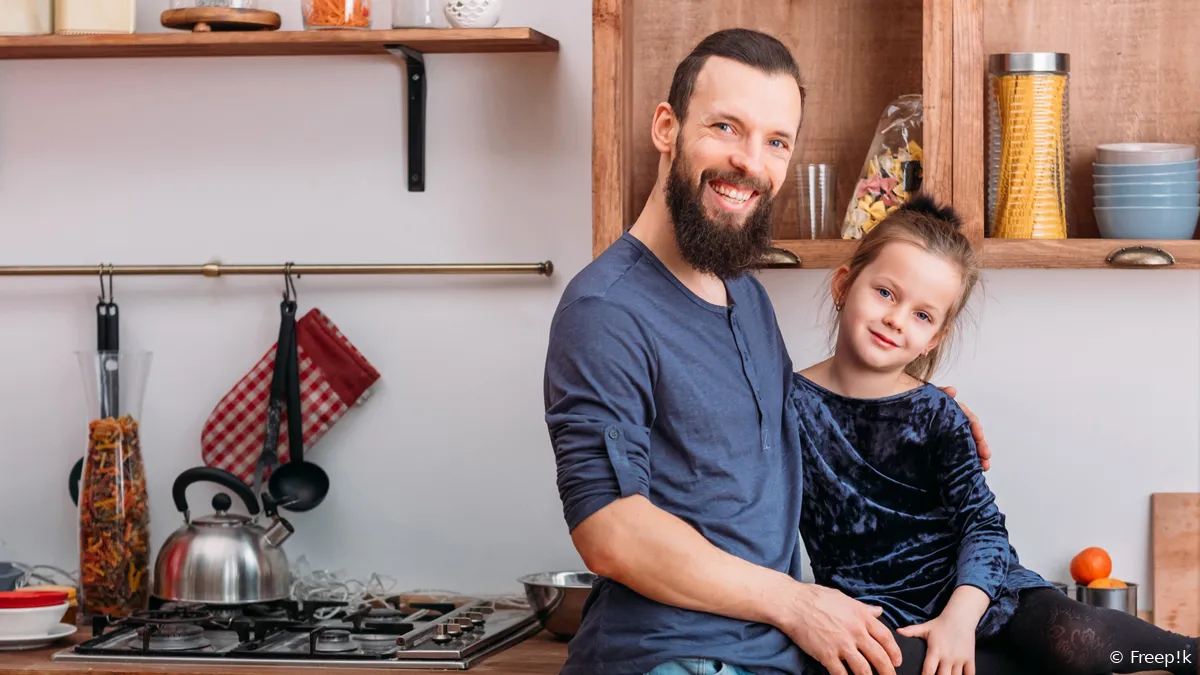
[664,150,775,281]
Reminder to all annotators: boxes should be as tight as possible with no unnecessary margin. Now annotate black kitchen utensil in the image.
[98,265,119,417]
[256,265,329,513]
[251,295,296,499]
[71,267,119,506]
[267,309,329,512]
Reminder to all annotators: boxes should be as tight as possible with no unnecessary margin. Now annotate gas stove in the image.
[51,597,542,670]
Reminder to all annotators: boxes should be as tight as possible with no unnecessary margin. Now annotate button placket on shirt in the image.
[729,307,770,450]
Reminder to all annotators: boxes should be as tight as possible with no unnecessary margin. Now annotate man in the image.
[543,28,991,675]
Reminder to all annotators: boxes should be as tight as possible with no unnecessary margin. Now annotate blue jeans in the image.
[644,658,755,675]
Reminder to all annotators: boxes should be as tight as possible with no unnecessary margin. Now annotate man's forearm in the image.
[572,494,809,629]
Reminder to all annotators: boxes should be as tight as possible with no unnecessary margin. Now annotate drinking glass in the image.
[796,163,839,238]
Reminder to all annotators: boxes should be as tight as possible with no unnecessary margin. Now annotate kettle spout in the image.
[264,517,294,548]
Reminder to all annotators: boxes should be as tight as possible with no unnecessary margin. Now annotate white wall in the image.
[0,0,1196,610]
[0,0,594,595]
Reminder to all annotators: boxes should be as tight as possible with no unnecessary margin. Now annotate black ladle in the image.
[264,278,329,513]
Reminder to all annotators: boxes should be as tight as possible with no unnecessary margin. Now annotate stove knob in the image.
[455,618,475,633]
[445,621,463,639]
[432,624,453,644]
[465,611,485,625]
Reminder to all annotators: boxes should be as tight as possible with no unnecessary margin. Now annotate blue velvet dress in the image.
[792,373,1056,640]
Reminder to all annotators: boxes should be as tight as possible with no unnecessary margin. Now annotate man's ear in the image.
[651,102,678,155]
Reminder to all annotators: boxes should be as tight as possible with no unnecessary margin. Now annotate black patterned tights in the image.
[888,588,1199,675]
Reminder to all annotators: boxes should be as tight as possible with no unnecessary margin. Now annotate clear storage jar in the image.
[75,350,153,620]
[986,52,1071,239]
[0,0,52,35]
[392,0,446,27]
[54,0,136,34]
[303,0,372,28]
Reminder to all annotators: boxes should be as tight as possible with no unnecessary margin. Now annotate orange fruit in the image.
[1088,577,1127,589]
[1070,547,1113,584]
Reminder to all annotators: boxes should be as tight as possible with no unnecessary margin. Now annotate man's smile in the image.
[707,179,759,212]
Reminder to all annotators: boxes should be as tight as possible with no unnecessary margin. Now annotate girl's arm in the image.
[896,409,1011,672]
[940,584,992,626]
[935,411,1012,608]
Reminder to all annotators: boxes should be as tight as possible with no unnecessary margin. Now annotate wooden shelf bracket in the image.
[385,45,426,192]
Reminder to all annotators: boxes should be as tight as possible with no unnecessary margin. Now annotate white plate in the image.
[0,623,77,651]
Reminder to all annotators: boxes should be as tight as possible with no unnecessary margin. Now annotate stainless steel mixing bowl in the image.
[517,571,597,639]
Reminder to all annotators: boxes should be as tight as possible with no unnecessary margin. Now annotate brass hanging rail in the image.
[0,260,554,277]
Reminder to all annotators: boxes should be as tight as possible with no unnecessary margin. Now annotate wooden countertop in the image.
[2,629,1172,675]
[0,629,569,675]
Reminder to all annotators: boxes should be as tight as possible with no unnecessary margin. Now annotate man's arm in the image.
[939,386,992,471]
[544,296,902,675]
[571,493,805,625]
[572,495,902,675]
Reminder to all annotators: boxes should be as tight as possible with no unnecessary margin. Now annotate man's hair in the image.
[667,28,807,126]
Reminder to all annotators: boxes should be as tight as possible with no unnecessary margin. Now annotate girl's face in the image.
[834,240,963,374]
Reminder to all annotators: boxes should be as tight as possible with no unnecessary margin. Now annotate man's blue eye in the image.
[878,288,891,299]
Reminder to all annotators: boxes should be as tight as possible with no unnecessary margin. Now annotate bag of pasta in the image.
[841,94,924,239]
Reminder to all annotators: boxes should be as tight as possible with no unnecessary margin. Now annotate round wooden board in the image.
[161,7,281,32]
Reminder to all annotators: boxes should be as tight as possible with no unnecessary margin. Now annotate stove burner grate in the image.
[130,605,215,625]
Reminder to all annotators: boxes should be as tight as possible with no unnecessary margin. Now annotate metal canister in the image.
[986,52,1071,238]
[1075,582,1138,616]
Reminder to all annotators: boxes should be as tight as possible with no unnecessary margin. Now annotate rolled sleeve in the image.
[544,296,656,532]
[935,413,1010,600]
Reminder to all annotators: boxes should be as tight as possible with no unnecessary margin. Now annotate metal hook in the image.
[98,264,108,303]
[282,262,297,303]
[105,264,115,302]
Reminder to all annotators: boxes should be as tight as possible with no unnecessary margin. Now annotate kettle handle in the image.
[173,467,261,518]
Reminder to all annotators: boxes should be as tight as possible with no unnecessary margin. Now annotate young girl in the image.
[793,195,1198,675]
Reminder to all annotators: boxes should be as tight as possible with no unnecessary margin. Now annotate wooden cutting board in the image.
[1151,492,1200,635]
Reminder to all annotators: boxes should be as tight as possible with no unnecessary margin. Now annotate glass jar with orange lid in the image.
[302,0,372,28]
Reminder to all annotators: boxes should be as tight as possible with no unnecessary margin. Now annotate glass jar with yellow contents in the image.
[986,53,1071,239]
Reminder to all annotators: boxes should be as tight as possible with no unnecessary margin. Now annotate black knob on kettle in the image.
[212,493,233,512]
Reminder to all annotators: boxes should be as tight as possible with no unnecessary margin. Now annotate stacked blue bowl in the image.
[1093,143,1200,239]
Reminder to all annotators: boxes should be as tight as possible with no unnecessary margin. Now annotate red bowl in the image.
[0,590,70,609]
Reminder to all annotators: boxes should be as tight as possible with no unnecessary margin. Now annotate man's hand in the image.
[777,584,903,675]
[896,612,978,675]
[939,385,991,471]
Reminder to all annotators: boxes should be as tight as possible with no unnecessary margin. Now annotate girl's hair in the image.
[831,193,981,382]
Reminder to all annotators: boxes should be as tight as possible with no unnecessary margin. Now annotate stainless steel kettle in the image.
[153,466,294,605]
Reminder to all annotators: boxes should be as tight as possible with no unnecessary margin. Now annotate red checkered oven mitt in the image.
[201,308,381,485]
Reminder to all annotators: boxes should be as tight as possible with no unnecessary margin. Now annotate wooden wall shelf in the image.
[766,240,856,270]
[591,0,1200,270]
[0,28,559,59]
[982,240,1200,269]
[0,27,559,192]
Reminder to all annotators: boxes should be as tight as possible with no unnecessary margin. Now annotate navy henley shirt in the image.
[543,232,813,675]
